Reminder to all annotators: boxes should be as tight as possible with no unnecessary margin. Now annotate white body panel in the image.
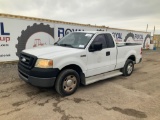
[22,31,142,84]
[23,46,88,73]
[116,45,142,69]
[86,48,111,77]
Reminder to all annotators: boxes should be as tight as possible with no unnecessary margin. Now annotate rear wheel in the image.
[121,59,134,76]
[55,69,80,96]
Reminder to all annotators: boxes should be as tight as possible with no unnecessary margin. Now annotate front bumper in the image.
[18,63,59,87]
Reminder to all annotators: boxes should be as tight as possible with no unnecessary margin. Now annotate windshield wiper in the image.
[58,44,74,48]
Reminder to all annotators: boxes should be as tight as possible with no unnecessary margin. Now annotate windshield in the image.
[55,32,94,49]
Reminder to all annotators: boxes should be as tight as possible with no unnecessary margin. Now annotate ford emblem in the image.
[21,57,26,62]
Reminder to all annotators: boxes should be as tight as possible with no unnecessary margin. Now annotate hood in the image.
[22,45,84,58]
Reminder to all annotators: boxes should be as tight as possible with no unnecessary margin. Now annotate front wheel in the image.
[55,69,80,96]
[121,59,134,76]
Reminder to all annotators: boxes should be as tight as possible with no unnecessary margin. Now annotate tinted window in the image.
[105,34,115,48]
[91,34,107,48]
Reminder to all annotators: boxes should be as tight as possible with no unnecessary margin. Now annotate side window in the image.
[91,34,107,48]
[105,34,115,48]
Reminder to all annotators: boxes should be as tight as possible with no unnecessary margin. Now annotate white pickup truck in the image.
[18,31,142,96]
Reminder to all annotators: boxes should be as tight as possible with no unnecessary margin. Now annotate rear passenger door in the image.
[104,33,117,71]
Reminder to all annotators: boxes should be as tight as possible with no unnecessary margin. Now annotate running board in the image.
[85,70,123,85]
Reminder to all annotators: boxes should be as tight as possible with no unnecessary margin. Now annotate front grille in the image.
[19,70,28,79]
[19,52,37,69]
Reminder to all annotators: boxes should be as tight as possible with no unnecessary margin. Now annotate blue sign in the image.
[58,28,84,38]
[112,32,122,39]
[0,23,10,35]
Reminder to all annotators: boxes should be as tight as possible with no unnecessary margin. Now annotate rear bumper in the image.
[139,58,142,63]
[18,62,59,87]
[136,57,142,64]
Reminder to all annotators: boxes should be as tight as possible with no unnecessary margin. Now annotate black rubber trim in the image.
[28,76,55,87]
[30,67,59,78]
[19,72,56,87]
[18,62,60,78]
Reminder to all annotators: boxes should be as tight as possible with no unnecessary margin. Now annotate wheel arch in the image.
[61,64,83,73]
[57,64,85,85]
[127,55,136,63]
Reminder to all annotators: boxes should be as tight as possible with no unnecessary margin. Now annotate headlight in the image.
[35,59,53,68]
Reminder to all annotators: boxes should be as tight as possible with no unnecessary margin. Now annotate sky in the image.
[0,0,160,35]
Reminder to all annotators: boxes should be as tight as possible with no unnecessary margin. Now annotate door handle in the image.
[106,51,110,56]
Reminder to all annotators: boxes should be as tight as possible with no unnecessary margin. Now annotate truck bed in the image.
[117,43,142,47]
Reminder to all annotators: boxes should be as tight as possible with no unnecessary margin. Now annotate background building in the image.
[153,34,160,47]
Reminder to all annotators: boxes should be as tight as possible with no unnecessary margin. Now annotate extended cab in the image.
[18,31,142,96]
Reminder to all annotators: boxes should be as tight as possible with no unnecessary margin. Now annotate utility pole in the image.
[146,24,148,32]
[153,26,156,49]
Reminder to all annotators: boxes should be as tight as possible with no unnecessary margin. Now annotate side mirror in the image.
[89,42,102,52]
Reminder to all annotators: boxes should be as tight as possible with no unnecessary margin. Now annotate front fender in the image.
[53,57,87,73]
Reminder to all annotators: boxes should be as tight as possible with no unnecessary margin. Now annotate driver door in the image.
[86,34,111,77]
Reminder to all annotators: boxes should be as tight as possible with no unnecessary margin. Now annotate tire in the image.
[16,23,54,57]
[121,59,134,76]
[55,69,80,96]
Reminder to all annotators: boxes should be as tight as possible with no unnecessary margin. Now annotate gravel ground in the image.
[0,50,160,120]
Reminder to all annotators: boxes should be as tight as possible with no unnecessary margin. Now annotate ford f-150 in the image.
[18,31,142,96]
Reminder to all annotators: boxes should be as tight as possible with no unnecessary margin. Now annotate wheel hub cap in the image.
[63,75,77,92]
[127,63,133,74]
[66,79,73,87]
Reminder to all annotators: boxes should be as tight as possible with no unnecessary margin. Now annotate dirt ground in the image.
[0,50,160,120]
